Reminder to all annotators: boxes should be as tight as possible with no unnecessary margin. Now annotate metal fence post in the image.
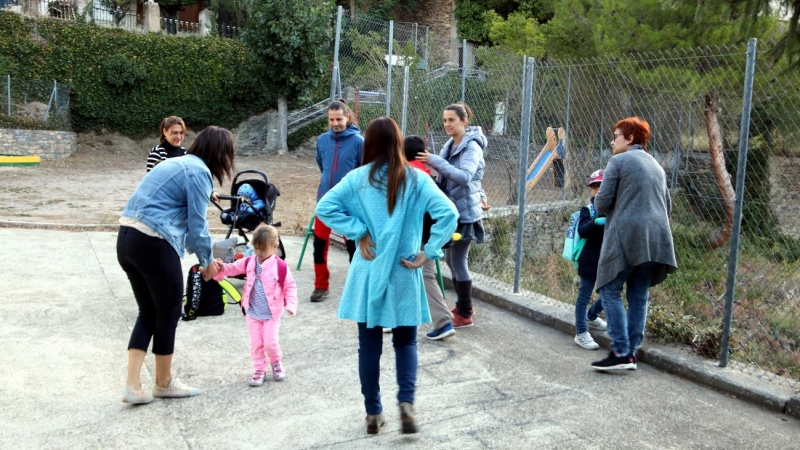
[6,74,10,116]
[562,66,572,200]
[686,99,696,171]
[44,80,56,122]
[330,5,343,104]
[424,26,429,68]
[514,56,535,293]
[599,78,605,153]
[401,65,409,135]
[719,38,758,368]
[461,39,467,102]
[386,20,394,117]
[670,109,684,188]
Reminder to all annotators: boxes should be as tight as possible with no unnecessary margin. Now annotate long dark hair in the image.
[361,117,409,215]
[187,126,235,186]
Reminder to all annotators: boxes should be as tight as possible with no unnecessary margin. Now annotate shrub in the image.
[0,12,274,135]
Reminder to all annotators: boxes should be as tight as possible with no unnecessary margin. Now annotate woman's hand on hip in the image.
[400,252,429,269]
[359,232,376,261]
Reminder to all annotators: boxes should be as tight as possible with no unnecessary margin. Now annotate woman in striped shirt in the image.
[146,116,187,172]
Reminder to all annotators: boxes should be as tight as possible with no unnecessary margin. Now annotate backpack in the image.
[561,203,596,269]
[182,265,244,321]
[182,264,225,320]
[239,256,288,316]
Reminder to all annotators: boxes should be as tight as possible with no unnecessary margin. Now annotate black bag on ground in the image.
[182,264,225,320]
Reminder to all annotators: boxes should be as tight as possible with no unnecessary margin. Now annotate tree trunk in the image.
[276,96,288,155]
[348,0,356,17]
[704,93,735,249]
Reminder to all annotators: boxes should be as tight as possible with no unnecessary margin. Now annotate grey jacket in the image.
[594,145,677,290]
[426,126,487,223]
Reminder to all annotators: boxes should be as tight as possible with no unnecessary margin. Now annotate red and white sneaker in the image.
[452,312,474,329]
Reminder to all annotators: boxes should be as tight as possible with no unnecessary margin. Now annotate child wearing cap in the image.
[573,170,609,350]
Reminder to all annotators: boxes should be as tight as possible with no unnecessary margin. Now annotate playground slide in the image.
[525,127,565,189]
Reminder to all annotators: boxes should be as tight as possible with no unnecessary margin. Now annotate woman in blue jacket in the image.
[416,102,487,329]
[117,126,235,404]
[316,117,458,435]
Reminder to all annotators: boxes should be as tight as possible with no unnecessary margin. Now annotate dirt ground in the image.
[0,132,321,235]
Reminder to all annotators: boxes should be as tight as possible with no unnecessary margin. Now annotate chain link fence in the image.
[327,9,800,387]
[0,75,71,129]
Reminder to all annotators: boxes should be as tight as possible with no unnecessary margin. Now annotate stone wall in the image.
[469,200,579,271]
[0,128,77,160]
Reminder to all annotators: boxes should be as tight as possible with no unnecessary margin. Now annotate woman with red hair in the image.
[591,117,677,371]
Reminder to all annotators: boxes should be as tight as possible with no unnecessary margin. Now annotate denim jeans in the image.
[575,276,604,335]
[357,323,418,415]
[598,263,656,356]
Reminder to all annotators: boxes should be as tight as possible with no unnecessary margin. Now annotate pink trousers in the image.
[246,314,282,372]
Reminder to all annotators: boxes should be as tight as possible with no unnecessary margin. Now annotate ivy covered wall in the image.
[0,11,274,135]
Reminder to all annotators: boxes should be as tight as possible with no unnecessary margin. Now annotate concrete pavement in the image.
[0,228,797,449]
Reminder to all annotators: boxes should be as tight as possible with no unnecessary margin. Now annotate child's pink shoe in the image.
[272,361,286,381]
[249,370,267,387]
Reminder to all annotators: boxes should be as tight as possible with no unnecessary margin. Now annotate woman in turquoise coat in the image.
[316,117,458,436]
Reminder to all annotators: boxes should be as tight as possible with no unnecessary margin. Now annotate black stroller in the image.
[211,169,286,263]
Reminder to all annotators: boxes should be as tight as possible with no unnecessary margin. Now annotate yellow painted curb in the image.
[0,155,41,166]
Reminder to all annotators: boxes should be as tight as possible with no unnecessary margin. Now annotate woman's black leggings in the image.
[117,226,183,355]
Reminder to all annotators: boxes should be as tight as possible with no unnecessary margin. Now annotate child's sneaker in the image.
[574,331,599,349]
[249,370,267,387]
[588,317,608,330]
[426,322,456,340]
[272,361,286,381]
[151,378,200,398]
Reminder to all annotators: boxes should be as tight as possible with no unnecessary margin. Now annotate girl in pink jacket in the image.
[213,224,298,386]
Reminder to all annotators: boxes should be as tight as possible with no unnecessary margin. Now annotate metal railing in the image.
[39,0,76,20]
[161,17,199,35]
[91,3,140,31]
[287,99,330,132]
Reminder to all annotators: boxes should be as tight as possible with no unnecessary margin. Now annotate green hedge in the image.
[0,12,274,135]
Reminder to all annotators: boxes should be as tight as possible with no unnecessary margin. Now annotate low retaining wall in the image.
[0,128,77,160]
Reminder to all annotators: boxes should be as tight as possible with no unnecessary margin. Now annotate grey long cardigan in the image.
[594,145,677,290]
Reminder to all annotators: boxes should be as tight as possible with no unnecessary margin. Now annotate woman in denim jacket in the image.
[117,126,235,404]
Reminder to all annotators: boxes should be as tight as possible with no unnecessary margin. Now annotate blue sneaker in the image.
[425,322,455,340]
